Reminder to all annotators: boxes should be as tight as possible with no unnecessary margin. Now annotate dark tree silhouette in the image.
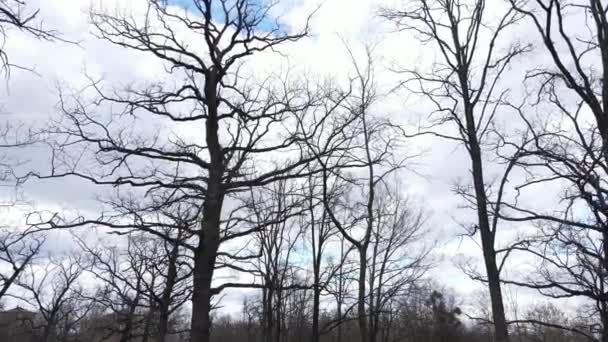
[381,1,529,341]
[21,2,345,342]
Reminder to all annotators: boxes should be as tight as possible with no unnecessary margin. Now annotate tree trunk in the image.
[42,321,55,342]
[601,302,608,342]
[466,111,509,342]
[190,227,220,342]
[263,286,274,342]
[336,239,345,342]
[358,250,368,342]
[190,68,224,342]
[312,244,321,342]
[601,232,608,342]
[157,299,169,342]
[450,39,510,340]
[120,291,141,342]
[157,242,179,342]
[274,289,282,342]
[142,311,153,342]
[312,282,320,342]
[190,199,222,342]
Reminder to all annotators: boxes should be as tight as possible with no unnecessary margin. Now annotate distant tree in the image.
[303,172,339,342]
[0,228,44,300]
[381,1,529,341]
[367,188,430,342]
[304,43,418,342]
[78,230,192,342]
[12,253,89,342]
[252,180,307,342]
[426,290,463,342]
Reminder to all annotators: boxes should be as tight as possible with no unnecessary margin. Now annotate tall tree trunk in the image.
[120,290,141,342]
[142,309,153,342]
[465,107,509,342]
[312,282,320,342]
[336,239,345,342]
[601,231,608,342]
[358,251,368,342]
[274,289,282,342]
[368,232,381,342]
[263,286,274,342]
[190,68,224,342]
[450,34,510,339]
[312,239,322,342]
[190,196,222,342]
[157,242,179,342]
[190,225,220,342]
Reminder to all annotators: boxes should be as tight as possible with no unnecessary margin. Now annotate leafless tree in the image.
[18,1,352,341]
[303,173,333,342]
[212,178,321,342]
[0,1,62,304]
[381,1,530,340]
[519,303,582,341]
[301,169,359,342]
[250,180,307,342]
[479,0,608,340]
[366,187,431,342]
[321,228,356,342]
[0,228,43,301]
[11,253,89,342]
[508,0,608,160]
[77,230,192,342]
[302,43,415,342]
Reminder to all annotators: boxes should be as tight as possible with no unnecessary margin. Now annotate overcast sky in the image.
[0,0,576,316]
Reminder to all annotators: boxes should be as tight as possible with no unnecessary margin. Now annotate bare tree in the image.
[308,178,332,342]
[480,0,608,340]
[508,0,608,160]
[381,1,529,341]
[366,187,431,342]
[218,178,315,342]
[0,1,62,306]
[321,228,356,342]
[12,253,89,342]
[77,230,192,342]
[18,1,351,341]
[303,43,412,342]
[246,180,307,342]
[0,228,43,300]
[302,170,352,342]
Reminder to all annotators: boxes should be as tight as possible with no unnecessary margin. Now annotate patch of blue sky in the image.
[165,0,297,34]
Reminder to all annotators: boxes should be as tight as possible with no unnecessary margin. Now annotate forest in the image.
[0,0,606,341]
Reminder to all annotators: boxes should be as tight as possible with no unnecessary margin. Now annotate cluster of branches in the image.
[380,0,608,341]
[0,0,61,74]
[4,0,608,342]
[1,1,431,342]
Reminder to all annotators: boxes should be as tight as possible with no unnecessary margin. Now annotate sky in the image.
[0,0,579,317]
